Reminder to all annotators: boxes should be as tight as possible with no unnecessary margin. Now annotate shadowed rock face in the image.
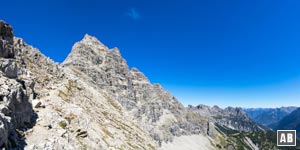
[0,21,14,58]
[0,20,34,149]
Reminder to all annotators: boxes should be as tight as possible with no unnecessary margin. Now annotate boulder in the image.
[32,99,42,108]
[0,59,18,78]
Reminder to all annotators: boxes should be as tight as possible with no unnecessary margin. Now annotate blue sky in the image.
[1,0,300,108]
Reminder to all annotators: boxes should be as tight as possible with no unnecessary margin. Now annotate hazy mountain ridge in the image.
[244,107,297,127]
[271,108,300,137]
[189,104,264,132]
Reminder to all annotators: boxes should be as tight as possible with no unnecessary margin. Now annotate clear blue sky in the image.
[1,0,300,108]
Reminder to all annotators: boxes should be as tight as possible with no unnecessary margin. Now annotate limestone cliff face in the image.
[0,21,34,148]
[0,21,14,58]
[63,34,209,144]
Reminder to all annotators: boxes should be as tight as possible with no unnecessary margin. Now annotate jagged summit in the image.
[110,47,121,56]
[79,34,108,51]
[63,34,108,66]
[62,34,126,68]
[82,34,105,46]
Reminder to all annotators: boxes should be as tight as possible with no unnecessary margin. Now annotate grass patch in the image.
[58,90,70,102]
[58,121,67,129]
[147,143,156,150]
[102,128,114,138]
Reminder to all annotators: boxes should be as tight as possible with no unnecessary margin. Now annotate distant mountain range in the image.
[243,107,297,127]
[270,108,300,136]
[189,105,264,132]
[244,106,300,138]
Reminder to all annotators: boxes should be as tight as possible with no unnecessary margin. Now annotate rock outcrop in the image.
[0,21,14,58]
[0,20,34,148]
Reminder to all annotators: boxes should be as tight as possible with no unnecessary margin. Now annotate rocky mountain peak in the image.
[62,34,213,145]
[110,47,121,56]
[63,34,110,67]
[82,34,105,46]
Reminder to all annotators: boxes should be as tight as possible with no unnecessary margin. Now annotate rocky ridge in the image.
[189,104,264,132]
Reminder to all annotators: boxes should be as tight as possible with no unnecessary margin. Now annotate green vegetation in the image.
[58,121,67,129]
[215,123,239,135]
[215,123,300,150]
[58,90,70,102]
[147,143,156,150]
